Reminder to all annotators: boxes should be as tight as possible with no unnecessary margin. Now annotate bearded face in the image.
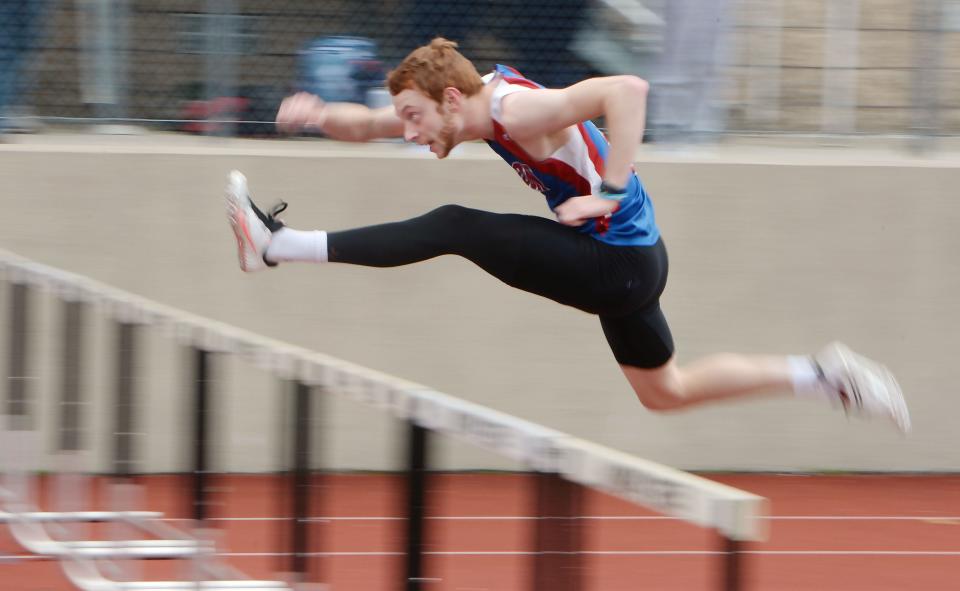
[393,88,462,159]
[433,107,458,159]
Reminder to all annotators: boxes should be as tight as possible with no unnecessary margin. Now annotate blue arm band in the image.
[599,181,628,202]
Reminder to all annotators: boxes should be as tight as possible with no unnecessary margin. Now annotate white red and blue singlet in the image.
[483,64,659,247]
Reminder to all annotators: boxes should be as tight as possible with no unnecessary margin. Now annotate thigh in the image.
[466,211,669,316]
[455,210,615,312]
[599,302,675,369]
[330,205,661,316]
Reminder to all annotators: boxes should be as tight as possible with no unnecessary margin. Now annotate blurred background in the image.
[1,0,956,145]
[2,2,959,589]
[1,0,958,473]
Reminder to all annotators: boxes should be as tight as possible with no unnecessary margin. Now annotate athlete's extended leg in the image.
[227,172,651,312]
[273,203,631,313]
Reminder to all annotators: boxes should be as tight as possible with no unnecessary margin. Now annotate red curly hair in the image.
[387,38,484,104]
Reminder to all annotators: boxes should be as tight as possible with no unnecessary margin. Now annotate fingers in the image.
[554,205,584,226]
[276,92,326,134]
[553,201,579,226]
[558,216,586,227]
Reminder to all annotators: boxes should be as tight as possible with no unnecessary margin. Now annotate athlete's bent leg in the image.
[619,350,909,432]
[620,355,793,412]
[600,301,909,431]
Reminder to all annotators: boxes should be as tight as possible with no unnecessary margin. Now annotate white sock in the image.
[788,355,835,403]
[265,228,328,264]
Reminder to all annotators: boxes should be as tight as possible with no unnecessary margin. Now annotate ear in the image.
[443,87,463,111]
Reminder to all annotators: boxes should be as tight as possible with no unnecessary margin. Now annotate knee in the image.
[425,204,471,224]
[635,385,684,412]
[627,367,686,412]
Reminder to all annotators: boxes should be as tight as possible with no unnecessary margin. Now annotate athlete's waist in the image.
[579,184,658,246]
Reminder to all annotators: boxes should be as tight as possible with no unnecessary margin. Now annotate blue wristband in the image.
[599,181,628,201]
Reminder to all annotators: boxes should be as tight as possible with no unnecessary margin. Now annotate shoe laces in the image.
[251,199,287,232]
[812,357,853,413]
[268,201,288,218]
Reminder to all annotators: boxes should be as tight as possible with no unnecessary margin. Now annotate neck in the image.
[458,82,497,141]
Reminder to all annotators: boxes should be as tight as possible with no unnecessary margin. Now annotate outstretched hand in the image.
[554,194,619,227]
[276,92,328,134]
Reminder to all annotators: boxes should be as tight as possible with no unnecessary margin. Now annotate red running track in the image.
[2,473,958,590]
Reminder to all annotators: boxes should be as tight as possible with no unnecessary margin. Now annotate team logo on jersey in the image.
[511,162,547,194]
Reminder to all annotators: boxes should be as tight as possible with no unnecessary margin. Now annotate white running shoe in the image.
[813,342,911,434]
[224,170,287,272]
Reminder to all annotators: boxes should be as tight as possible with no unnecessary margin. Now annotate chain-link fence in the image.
[0,0,956,142]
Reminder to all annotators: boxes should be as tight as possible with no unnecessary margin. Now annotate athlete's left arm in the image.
[499,75,648,188]
[500,76,649,226]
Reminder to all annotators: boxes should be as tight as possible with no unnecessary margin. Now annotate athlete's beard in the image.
[434,110,457,159]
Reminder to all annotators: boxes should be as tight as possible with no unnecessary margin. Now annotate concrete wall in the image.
[1,137,957,473]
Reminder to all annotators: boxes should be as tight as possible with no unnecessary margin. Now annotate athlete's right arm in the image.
[276,92,403,141]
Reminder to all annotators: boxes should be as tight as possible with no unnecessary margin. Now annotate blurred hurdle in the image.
[1,248,767,591]
[0,253,291,590]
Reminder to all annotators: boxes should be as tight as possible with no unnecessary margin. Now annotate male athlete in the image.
[225,38,910,432]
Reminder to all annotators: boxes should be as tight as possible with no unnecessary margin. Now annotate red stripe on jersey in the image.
[501,75,541,91]
[491,121,591,196]
[540,158,592,195]
[576,123,605,178]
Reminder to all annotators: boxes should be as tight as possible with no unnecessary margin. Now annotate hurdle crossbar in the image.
[1,249,768,591]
